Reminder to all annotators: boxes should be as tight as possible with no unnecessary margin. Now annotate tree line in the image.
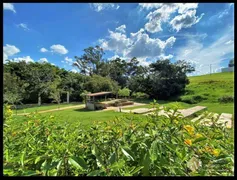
[3,45,195,108]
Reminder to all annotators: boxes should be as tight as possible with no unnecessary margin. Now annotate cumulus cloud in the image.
[90,3,120,12]
[38,58,48,63]
[158,54,174,60]
[175,27,234,75]
[115,25,126,33]
[40,47,48,52]
[3,44,20,63]
[50,44,68,55]
[17,23,30,31]
[99,26,176,65]
[13,56,34,63]
[3,3,16,13]
[170,10,204,32]
[140,3,203,33]
[62,56,73,65]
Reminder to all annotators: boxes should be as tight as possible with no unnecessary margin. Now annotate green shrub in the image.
[3,105,234,176]
[132,92,149,99]
[218,96,234,103]
[180,95,207,104]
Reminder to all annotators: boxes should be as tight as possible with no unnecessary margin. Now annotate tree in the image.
[142,59,195,100]
[3,73,28,114]
[118,88,131,99]
[73,46,106,76]
[28,63,58,106]
[84,75,120,95]
[49,78,63,109]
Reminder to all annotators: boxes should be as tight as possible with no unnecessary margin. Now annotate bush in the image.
[218,96,234,103]
[3,106,234,176]
[180,95,207,104]
[132,92,149,99]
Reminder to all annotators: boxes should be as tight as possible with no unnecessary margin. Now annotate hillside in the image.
[179,72,234,114]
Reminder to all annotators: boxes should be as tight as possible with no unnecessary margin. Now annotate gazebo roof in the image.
[86,91,112,97]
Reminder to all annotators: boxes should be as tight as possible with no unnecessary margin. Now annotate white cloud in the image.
[100,29,131,56]
[115,25,126,33]
[38,58,48,63]
[170,10,204,32]
[139,3,163,10]
[158,54,174,60]
[140,3,202,33]
[90,3,120,12]
[100,26,176,62]
[225,40,233,45]
[144,3,180,33]
[175,27,234,75]
[13,56,34,63]
[177,3,198,14]
[3,3,16,13]
[50,44,68,55]
[71,69,78,73]
[17,23,30,31]
[65,56,73,64]
[3,44,20,63]
[40,47,48,52]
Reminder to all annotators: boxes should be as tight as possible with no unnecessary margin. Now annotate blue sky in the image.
[3,3,234,75]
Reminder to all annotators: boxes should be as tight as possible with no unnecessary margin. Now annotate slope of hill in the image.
[180,72,234,114]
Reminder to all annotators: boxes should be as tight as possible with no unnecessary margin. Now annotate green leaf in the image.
[35,156,41,164]
[76,156,88,170]
[22,170,38,176]
[149,140,159,161]
[164,142,176,152]
[130,166,144,175]
[193,137,207,144]
[87,170,102,176]
[57,160,62,170]
[121,147,134,161]
[20,150,25,167]
[68,157,81,170]
[141,152,150,176]
[109,152,116,165]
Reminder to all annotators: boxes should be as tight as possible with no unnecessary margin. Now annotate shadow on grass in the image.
[73,108,94,112]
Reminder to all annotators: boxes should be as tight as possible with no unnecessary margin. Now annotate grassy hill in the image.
[180,72,234,114]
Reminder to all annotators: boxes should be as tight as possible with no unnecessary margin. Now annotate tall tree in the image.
[28,63,57,106]
[73,46,105,76]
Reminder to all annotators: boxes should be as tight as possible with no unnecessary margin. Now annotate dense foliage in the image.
[3,103,234,176]
[4,45,195,106]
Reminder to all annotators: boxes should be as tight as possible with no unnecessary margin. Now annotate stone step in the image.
[131,108,156,114]
[217,113,232,128]
[178,106,207,118]
[191,112,219,126]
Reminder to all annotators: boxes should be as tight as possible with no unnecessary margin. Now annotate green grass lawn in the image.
[13,102,82,114]
[124,100,195,110]
[183,72,234,103]
[179,72,234,114]
[11,107,139,130]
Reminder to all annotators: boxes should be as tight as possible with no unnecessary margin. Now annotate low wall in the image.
[86,102,95,110]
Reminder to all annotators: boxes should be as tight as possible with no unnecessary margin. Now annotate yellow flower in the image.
[184,139,192,146]
[184,125,195,135]
[174,120,178,124]
[195,133,203,139]
[212,149,220,157]
[204,146,212,153]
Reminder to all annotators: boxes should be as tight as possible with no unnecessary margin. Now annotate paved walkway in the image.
[96,102,147,112]
[178,106,207,117]
[15,104,85,116]
[191,112,232,128]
